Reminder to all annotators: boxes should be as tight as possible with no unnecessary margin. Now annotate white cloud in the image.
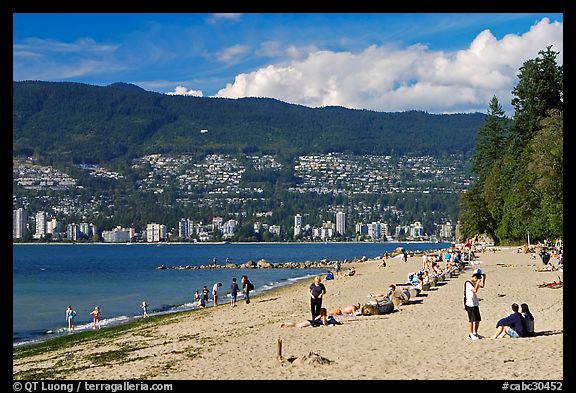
[166,86,204,97]
[216,18,562,113]
[14,37,119,54]
[215,44,250,63]
[207,13,242,24]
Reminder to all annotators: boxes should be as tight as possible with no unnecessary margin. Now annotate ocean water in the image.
[13,241,450,346]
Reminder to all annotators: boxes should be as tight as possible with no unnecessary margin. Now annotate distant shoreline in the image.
[13,240,453,246]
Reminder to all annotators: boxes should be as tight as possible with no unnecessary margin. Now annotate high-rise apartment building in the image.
[294,214,303,237]
[336,211,346,236]
[34,211,47,239]
[13,207,28,239]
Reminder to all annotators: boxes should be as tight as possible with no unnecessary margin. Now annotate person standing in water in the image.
[141,301,149,318]
[90,306,101,329]
[241,275,253,304]
[230,278,239,307]
[212,282,222,306]
[65,305,76,332]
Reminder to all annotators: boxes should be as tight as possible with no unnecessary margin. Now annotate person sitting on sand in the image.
[378,253,388,268]
[370,284,409,310]
[328,303,361,316]
[520,303,535,337]
[489,303,525,339]
[421,270,430,285]
[347,267,356,276]
[280,308,341,328]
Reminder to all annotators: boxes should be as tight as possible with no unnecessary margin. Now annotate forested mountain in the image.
[13,81,485,165]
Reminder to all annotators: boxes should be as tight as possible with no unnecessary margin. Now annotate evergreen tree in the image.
[498,47,563,243]
[509,46,563,152]
[461,47,563,245]
[471,96,508,186]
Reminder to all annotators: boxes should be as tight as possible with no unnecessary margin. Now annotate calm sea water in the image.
[13,241,450,346]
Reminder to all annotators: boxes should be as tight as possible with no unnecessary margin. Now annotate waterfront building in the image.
[294,214,303,237]
[221,219,237,239]
[67,223,81,241]
[336,211,346,236]
[46,218,63,237]
[355,223,368,236]
[79,222,97,238]
[13,207,28,239]
[146,223,167,242]
[269,225,281,236]
[411,221,424,238]
[439,221,453,239]
[212,217,223,230]
[34,211,47,239]
[368,222,381,241]
[102,226,134,242]
[178,218,190,239]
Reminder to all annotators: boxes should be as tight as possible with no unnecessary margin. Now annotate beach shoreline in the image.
[13,246,563,380]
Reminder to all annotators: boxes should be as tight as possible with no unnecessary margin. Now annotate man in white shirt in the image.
[212,282,222,306]
[464,268,486,340]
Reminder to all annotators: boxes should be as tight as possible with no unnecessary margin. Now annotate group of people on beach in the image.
[65,305,101,332]
[462,250,537,340]
[65,273,254,333]
[193,274,254,309]
[64,243,548,341]
[281,242,542,340]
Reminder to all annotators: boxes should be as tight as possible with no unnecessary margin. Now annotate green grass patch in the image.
[13,309,198,360]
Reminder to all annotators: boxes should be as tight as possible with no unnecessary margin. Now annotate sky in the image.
[13,13,563,115]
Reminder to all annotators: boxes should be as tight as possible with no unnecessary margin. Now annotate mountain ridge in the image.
[13,80,486,165]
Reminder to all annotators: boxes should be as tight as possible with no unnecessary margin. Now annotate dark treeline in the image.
[458,46,563,245]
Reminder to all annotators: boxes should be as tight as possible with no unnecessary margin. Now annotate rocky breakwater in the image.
[154,247,443,271]
[155,257,367,271]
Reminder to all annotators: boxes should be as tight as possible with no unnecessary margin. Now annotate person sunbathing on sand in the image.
[280,308,341,328]
[535,264,558,272]
[328,303,361,316]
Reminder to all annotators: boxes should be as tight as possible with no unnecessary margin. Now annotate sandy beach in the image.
[13,246,563,380]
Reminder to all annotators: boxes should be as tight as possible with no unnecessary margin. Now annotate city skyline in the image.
[14,205,453,243]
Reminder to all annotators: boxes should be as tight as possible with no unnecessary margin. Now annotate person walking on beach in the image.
[230,277,239,307]
[334,260,342,278]
[241,275,254,304]
[90,306,101,329]
[403,249,408,263]
[464,269,486,340]
[309,276,327,320]
[65,305,76,332]
[141,301,149,318]
[212,282,222,306]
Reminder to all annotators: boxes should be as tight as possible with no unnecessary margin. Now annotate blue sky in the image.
[13,13,563,114]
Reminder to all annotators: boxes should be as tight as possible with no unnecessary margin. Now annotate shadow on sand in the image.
[533,329,563,337]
